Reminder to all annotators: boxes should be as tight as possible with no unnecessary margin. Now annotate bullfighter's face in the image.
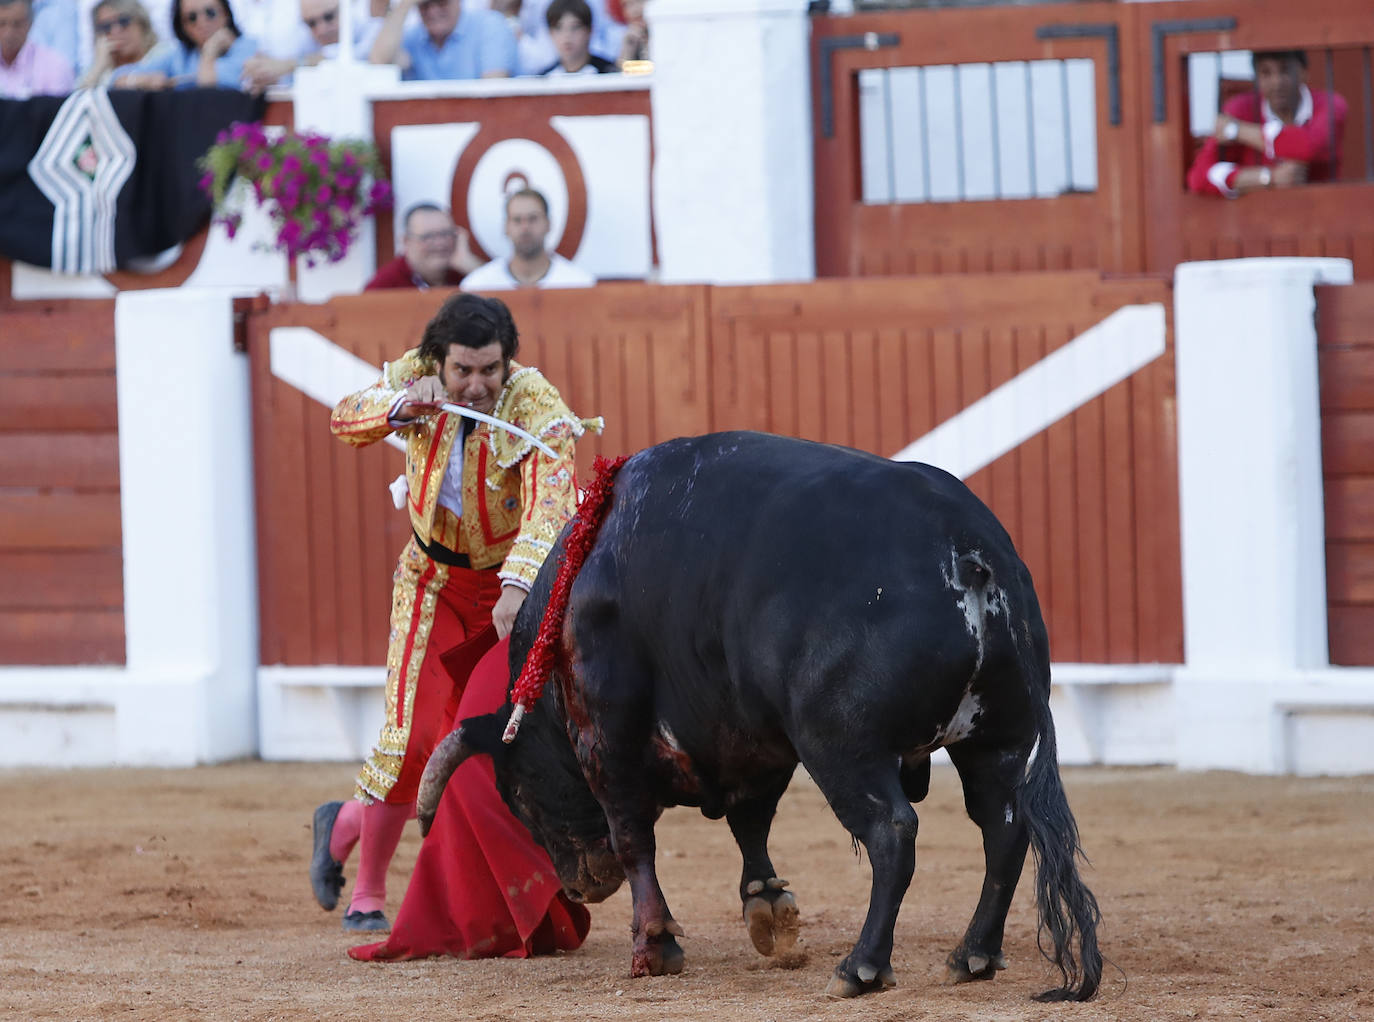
[439,341,507,416]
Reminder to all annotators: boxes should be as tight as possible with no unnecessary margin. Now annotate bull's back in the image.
[570,432,1044,770]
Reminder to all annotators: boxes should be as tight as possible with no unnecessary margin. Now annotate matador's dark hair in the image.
[417,292,520,364]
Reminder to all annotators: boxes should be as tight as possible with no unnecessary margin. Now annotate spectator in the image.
[1187,49,1347,199]
[77,0,166,88]
[368,0,515,80]
[0,0,75,97]
[611,0,645,68]
[112,0,257,89]
[240,0,387,91]
[541,0,613,75]
[460,187,595,290]
[490,0,542,77]
[366,202,483,290]
[510,0,614,76]
[29,0,80,74]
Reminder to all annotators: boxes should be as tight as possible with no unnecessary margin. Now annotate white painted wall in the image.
[1172,258,1374,775]
[650,0,816,284]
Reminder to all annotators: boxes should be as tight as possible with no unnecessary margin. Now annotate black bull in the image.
[419,431,1102,1000]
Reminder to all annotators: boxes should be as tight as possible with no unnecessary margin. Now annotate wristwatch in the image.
[1221,120,1240,143]
[1258,166,1272,188]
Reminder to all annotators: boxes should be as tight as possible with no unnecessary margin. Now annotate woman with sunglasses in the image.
[112,0,257,90]
[76,0,166,88]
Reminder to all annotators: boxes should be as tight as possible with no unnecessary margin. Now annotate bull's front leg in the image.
[613,825,685,976]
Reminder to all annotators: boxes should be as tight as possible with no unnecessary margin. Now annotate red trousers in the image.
[357,538,503,806]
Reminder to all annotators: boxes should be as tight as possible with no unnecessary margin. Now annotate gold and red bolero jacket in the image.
[330,350,601,589]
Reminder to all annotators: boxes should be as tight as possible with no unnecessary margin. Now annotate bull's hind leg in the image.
[944,739,1031,985]
[805,760,916,998]
[725,773,800,958]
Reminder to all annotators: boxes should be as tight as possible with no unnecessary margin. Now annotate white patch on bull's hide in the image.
[1004,804,1014,825]
[940,549,1011,673]
[943,689,983,744]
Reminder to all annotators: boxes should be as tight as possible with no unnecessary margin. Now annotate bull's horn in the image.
[416,728,478,836]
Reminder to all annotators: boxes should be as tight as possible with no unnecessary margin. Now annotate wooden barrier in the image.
[1318,280,1374,665]
[0,300,124,664]
[246,274,1182,668]
[813,0,1374,280]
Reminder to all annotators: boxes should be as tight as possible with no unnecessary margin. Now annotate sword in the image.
[438,402,558,459]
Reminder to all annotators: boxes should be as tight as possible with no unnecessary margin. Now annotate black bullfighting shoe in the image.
[342,909,390,933]
[309,800,346,911]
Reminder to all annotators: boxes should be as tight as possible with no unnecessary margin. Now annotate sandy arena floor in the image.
[2,761,1371,1022]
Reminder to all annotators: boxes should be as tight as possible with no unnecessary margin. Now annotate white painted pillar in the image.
[114,289,260,763]
[649,0,815,284]
[290,60,402,302]
[1172,257,1353,771]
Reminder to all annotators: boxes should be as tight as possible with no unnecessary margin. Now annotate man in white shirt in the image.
[461,187,596,290]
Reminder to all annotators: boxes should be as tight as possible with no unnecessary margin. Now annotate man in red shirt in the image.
[366,202,482,289]
[1187,50,1347,199]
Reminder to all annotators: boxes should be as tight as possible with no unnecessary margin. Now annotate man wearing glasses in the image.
[241,0,387,92]
[369,0,515,80]
[366,202,483,290]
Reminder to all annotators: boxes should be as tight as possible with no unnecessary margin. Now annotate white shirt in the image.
[461,252,596,291]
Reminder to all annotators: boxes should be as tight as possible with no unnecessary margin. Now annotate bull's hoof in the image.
[630,935,685,977]
[743,890,799,957]
[825,959,896,998]
[944,948,1007,985]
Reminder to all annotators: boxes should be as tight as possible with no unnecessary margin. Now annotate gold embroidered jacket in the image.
[330,351,599,589]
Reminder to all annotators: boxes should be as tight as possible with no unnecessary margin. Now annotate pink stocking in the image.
[348,800,413,915]
[330,799,363,865]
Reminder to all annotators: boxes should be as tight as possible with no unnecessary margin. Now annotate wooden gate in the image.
[1319,281,1374,665]
[811,2,1147,278]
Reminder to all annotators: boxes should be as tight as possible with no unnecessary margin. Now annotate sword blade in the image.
[438,402,558,459]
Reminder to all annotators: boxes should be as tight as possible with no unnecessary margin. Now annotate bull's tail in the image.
[503,454,630,743]
[1018,677,1103,1002]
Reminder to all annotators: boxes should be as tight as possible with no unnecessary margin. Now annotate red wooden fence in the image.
[0,300,124,664]
[1318,280,1374,665]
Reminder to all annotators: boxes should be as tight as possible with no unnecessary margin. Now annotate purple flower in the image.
[281,153,301,174]
[315,186,332,205]
[224,213,242,240]
[198,171,214,195]
[255,152,272,172]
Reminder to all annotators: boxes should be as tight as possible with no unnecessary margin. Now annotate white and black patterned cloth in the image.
[0,87,263,273]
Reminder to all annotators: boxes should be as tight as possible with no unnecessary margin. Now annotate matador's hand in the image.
[395,375,448,421]
[492,585,527,640]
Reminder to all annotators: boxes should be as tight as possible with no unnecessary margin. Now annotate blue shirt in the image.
[401,10,516,81]
[113,34,258,90]
[30,0,80,74]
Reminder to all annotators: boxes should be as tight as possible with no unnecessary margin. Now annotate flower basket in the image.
[198,121,393,266]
